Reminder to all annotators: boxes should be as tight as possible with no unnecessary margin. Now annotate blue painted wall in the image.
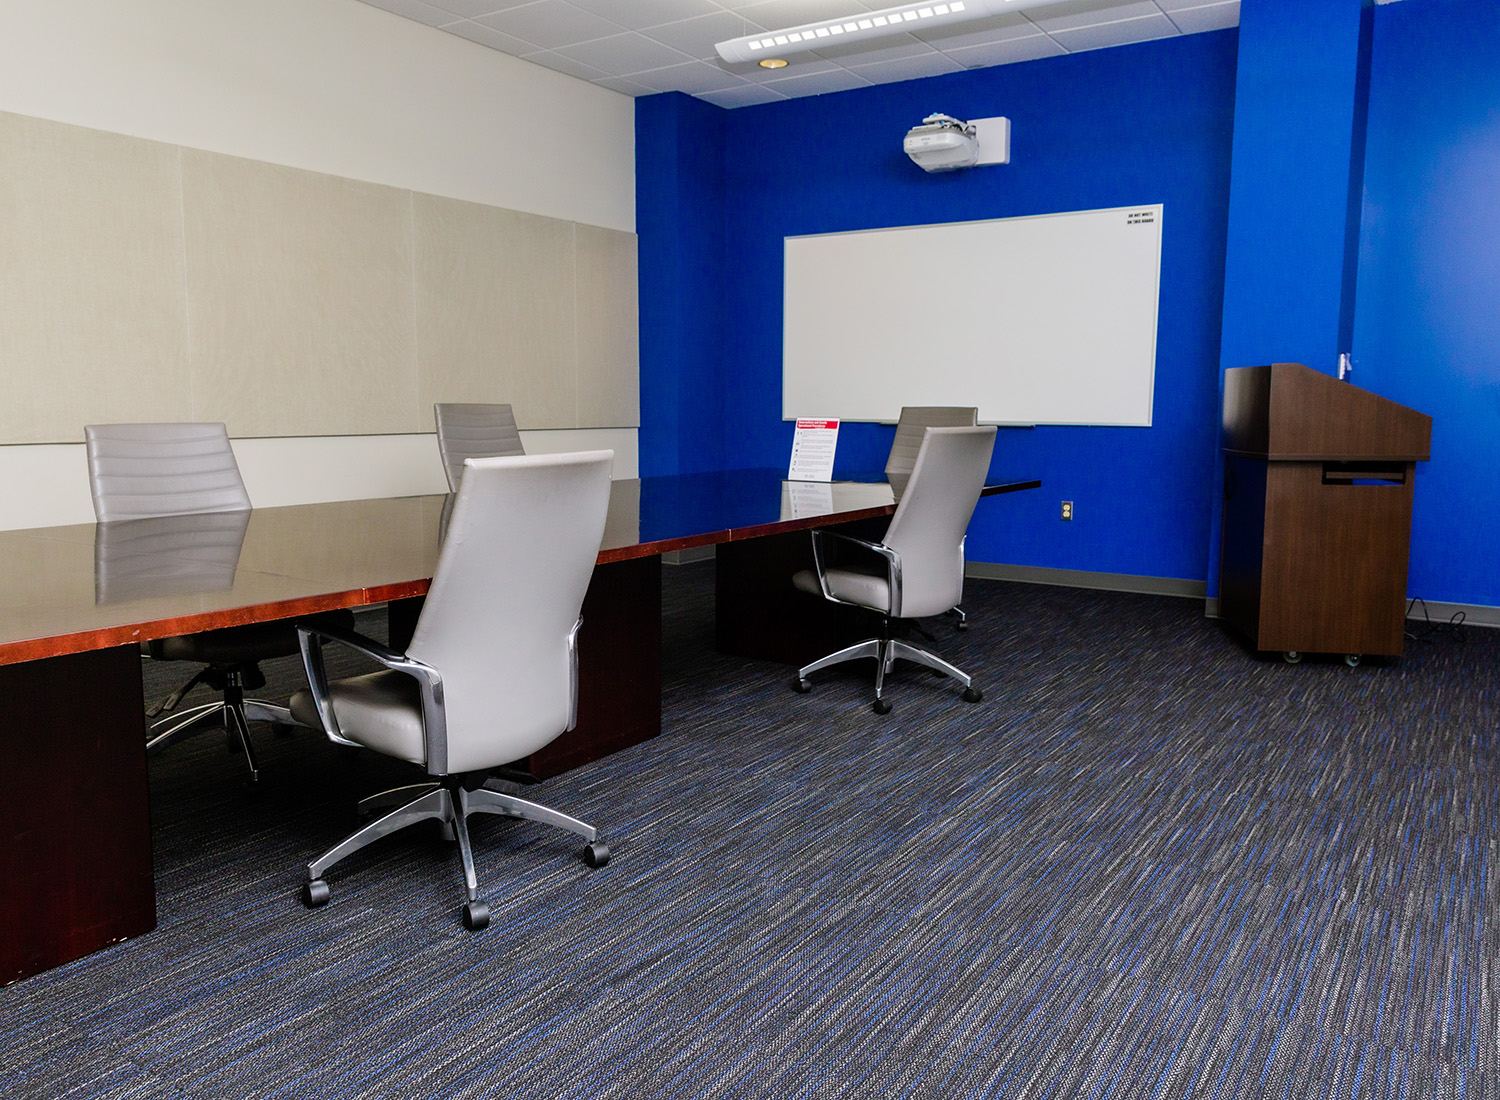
[1217,0,1371,375]
[1206,0,1372,599]
[641,31,1239,581]
[636,92,728,477]
[636,0,1499,608]
[1354,0,1500,607]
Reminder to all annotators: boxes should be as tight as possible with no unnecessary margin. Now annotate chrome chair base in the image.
[795,635,981,714]
[146,691,294,784]
[302,778,609,930]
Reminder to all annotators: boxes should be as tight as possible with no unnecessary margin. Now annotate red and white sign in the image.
[789,418,839,482]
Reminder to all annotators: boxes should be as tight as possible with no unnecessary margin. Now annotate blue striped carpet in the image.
[1,565,1496,1098]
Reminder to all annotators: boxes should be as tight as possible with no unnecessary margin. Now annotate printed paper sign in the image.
[788,418,839,482]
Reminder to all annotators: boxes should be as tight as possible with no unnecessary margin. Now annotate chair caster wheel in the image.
[303,879,330,908]
[873,698,892,715]
[462,900,490,931]
[956,621,969,632]
[583,842,611,868]
[791,678,812,694]
[962,687,983,704]
[1344,654,1361,668]
[1283,651,1302,664]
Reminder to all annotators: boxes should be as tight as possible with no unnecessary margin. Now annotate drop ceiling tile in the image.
[1162,1,1239,33]
[440,18,540,51]
[846,50,965,82]
[941,34,1067,68]
[695,84,789,108]
[554,32,693,74]
[473,1,628,49]
[912,13,1044,50]
[567,0,723,29]
[593,75,660,95]
[425,0,535,17]
[1048,12,1180,50]
[629,60,751,94]
[1025,0,1162,33]
[643,12,768,60]
[738,0,882,33]
[521,49,611,79]
[759,67,873,96]
[358,0,456,28]
[812,33,931,64]
[737,57,843,82]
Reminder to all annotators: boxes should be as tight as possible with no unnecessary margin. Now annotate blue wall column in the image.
[636,92,728,477]
[1207,0,1373,599]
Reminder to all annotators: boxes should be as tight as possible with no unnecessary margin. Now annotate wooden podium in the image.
[1218,363,1431,662]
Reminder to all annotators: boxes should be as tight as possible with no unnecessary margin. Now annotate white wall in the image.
[0,0,634,231]
[0,0,638,530]
[0,430,639,531]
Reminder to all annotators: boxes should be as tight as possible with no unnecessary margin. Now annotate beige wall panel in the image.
[182,149,417,436]
[415,195,577,432]
[0,112,189,443]
[575,225,640,429]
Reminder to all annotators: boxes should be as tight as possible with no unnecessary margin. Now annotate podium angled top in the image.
[1222,362,1431,461]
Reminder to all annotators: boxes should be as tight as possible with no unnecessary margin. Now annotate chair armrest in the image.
[296,620,404,665]
[808,529,904,618]
[567,618,582,733]
[295,623,450,773]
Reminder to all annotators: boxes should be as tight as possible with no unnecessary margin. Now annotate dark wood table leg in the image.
[715,520,884,667]
[0,646,155,985]
[527,555,663,780]
[386,595,425,651]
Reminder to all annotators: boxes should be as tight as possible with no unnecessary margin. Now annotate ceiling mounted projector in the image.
[904,114,979,172]
[715,0,1073,65]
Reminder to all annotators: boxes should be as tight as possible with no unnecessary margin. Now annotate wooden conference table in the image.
[0,467,1037,983]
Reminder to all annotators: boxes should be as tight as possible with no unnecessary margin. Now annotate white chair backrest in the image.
[885,406,979,478]
[85,423,251,522]
[882,425,997,619]
[407,450,613,772]
[434,403,525,492]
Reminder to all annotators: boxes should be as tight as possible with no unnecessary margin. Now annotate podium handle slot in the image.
[1322,461,1406,486]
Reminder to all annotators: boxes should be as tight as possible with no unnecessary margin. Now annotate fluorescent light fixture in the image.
[716,0,1071,64]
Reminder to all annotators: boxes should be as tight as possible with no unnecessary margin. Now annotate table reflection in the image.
[94,510,252,605]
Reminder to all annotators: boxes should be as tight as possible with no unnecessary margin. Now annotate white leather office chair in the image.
[85,423,350,783]
[291,450,614,930]
[885,406,979,481]
[792,425,997,714]
[433,402,524,492]
[887,406,980,631]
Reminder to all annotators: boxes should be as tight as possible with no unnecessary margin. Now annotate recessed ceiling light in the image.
[759,58,789,69]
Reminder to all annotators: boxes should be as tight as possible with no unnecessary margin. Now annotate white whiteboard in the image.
[782,205,1163,426]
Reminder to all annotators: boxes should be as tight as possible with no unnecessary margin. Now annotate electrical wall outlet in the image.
[1060,501,1073,521]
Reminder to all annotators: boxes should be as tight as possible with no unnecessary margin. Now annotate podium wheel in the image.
[1344,654,1361,668]
[1282,651,1302,664]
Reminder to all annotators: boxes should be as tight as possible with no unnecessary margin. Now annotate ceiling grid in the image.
[356,0,1240,106]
